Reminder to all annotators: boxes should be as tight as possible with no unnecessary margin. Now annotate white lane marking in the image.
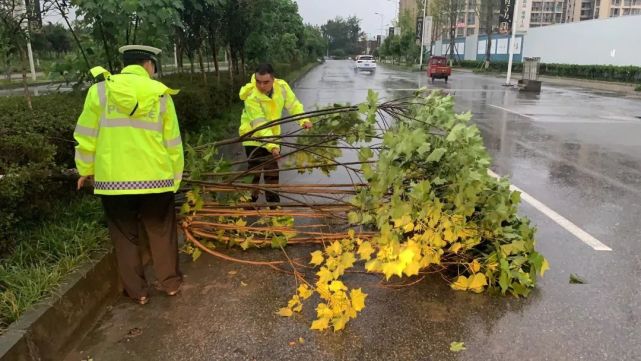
[488,104,536,120]
[488,170,612,252]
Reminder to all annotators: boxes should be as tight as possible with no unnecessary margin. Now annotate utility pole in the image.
[419,0,428,69]
[506,0,521,85]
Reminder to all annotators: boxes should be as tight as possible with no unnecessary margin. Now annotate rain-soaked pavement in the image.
[66,60,641,361]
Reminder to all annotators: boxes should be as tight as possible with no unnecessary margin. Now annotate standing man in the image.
[239,63,311,204]
[74,45,184,305]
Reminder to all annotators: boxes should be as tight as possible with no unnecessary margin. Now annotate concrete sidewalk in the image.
[454,68,641,98]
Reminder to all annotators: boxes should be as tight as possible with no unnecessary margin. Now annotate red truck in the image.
[427,56,451,82]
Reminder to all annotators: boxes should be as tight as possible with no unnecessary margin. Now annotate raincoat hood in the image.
[90,65,179,118]
[239,74,257,101]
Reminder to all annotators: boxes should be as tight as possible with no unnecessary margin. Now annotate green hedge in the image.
[0,72,243,254]
[456,60,641,83]
[0,62,315,256]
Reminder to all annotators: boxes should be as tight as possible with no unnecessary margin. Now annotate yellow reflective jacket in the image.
[238,75,309,151]
[74,65,184,195]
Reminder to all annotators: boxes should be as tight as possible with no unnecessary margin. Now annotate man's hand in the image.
[77,175,93,190]
[271,148,281,158]
[302,121,313,129]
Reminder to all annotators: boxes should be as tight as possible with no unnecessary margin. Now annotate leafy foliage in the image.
[321,16,364,57]
[186,90,549,332]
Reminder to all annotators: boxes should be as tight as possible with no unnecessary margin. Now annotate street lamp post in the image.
[506,0,521,85]
[374,12,384,40]
[419,0,428,69]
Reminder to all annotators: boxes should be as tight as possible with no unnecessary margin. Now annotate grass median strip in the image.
[0,195,108,333]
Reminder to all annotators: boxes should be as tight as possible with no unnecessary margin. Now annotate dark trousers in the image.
[101,192,181,299]
[245,146,280,203]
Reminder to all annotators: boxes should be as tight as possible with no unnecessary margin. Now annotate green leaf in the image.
[191,247,202,262]
[271,236,288,249]
[569,273,586,284]
[450,341,466,352]
[358,147,374,162]
[426,148,447,162]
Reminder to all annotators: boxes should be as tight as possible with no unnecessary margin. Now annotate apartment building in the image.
[402,0,640,40]
[529,0,566,26]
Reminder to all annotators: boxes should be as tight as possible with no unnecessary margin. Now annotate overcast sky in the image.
[294,0,398,38]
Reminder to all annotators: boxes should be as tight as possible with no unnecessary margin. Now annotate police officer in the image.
[238,63,312,205]
[75,45,183,304]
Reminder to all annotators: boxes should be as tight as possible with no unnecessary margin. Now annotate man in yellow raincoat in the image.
[239,63,311,205]
[74,45,183,304]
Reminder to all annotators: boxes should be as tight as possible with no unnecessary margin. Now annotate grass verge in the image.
[0,195,108,333]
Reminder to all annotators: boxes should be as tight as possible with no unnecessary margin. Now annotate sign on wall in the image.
[497,38,509,54]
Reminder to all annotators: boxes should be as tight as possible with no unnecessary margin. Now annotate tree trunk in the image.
[198,47,207,84]
[240,48,246,80]
[227,47,234,86]
[209,35,220,81]
[19,47,33,111]
[98,20,114,73]
[484,0,493,68]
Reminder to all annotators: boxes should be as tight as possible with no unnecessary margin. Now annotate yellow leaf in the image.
[403,261,421,277]
[235,218,247,227]
[298,337,305,344]
[292,303,303,313]
[316,267,334,285]
[357,241,375,261]
[347,228,355,239]
[327,241,342,256]
[444,228,456,242]
[310,250,324,266]
[451,275,469,291]
[339,252,356,270]
[540,259,550,276]
[329,280,347,292]
[316,283,331,300]
[332,316,349,332]
[310,317,330,331]
[297,284,313,300]
[393,214,412,229]
[350,288,367,312]
[277,307,293,317]
[468,273,488,293]
[403,222,415,233]
[316,303,333,319]
[470,259,481,273]
[365,259,382,272]
[449,242,462,254]
[399,248,415,265]
[382,261,404,280]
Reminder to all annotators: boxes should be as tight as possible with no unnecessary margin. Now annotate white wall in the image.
[465,35,478,61]
[523,15,641,66]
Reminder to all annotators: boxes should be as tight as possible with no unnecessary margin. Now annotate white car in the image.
[354,55,377,72]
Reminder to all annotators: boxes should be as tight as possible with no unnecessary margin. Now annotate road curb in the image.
[0,250,119,361]
[289,61,321,88]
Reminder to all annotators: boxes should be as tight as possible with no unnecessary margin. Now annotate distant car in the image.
[427,56,451,82]
[354,55,377,73]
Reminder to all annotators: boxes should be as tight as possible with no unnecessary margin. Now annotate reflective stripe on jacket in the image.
[238,74,309,151]
[74,65,184,195]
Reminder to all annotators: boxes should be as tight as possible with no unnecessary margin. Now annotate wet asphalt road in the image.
[67,60,641,361]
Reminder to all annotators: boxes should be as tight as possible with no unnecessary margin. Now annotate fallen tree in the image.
[180,90,549,332]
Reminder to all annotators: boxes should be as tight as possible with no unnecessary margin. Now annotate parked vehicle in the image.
[427,56,451,82]
[354,55,377,73]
